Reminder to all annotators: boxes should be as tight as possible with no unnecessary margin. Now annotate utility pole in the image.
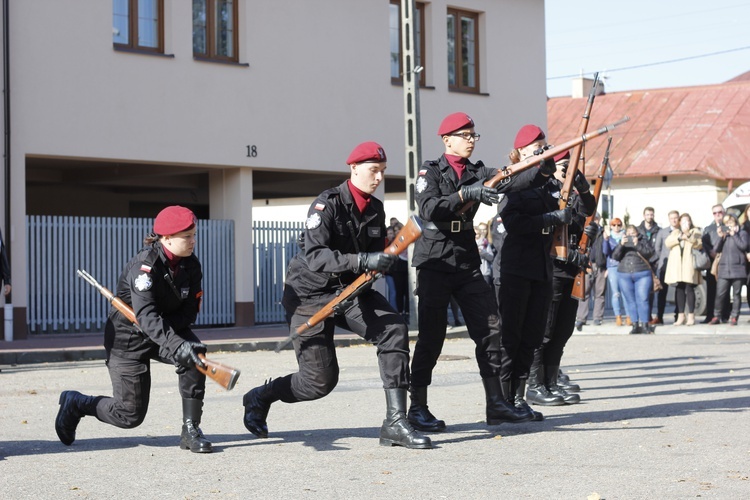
[400,0,422,330]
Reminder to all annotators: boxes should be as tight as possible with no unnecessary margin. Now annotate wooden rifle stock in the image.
[551,72,600,261]
[294,215,423,336]
[570,137,612,301]
[76,269,241,391]
[456,115,629,216]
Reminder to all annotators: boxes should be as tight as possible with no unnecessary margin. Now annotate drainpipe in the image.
[3,0,12,341]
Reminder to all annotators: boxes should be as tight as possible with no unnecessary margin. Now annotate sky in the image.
[545,1,750,97]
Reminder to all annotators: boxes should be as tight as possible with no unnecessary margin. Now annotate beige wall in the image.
[4,0,546,336]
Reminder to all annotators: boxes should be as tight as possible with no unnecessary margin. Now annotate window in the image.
[193,0,239,62]
[447,8,479,92]
[113,0,164,53]
[390,0,426,86]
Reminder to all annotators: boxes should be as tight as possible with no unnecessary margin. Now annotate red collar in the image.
[347,180,371,215]
[445,154,467,179]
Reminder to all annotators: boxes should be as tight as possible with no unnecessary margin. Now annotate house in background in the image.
[547,74,750,229]
[0,0,548,339]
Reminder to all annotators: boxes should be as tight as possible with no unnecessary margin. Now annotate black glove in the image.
[583,222,599,240]
[574,171,590,193]
[358,252,398,273]
[460,185,499,205]
[174,341,206,369]
[567,249,589,269]
[542,207,572,227]
[533,146,556,176]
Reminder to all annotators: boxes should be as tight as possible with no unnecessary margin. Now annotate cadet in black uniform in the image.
[242,142,430,449]
[55,206,213,453]
[408,113,552,431]
[497,125,579,421]
[524,150,597,408]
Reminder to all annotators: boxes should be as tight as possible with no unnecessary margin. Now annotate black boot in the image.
[407,386,446,432]
[558,369,581,393]
[380,389,432,449]
[242,378,279,438]
[483,377,533,425]
[526,363,565,406]
[545,365,580,404]
[630,322,645,334]
[55,390,99,446]
[180,398,213,453]
[513,379,543,421]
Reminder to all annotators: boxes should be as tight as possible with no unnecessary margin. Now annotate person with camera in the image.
[613,224,656,334]
[710,214,749,326]
[665,213,704,326]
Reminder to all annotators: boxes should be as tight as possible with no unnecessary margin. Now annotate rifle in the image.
[570,136,612,301]
[551,72,600,261]
[456,116,629,215]
[77,269,241,391]
[274,215,424,352]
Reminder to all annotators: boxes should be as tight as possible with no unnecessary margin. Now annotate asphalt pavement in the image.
[1,319,749,498]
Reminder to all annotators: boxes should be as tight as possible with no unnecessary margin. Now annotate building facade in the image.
[1,0,547,339]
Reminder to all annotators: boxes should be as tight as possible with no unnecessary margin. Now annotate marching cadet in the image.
[408,112,554,431]
[56,206,214,453]
[241,142,431,449]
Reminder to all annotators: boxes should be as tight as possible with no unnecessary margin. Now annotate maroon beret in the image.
[553,150,570,162]
[438,112,474,136]
[514,124,545,149]
[346,141,387,164]
[153,206,196,235]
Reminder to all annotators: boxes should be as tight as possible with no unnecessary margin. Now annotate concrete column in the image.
[209,168,255,326]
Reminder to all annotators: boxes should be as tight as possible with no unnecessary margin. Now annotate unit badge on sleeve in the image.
[134,273,153,292]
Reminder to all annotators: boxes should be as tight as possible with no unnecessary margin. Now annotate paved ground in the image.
[1,321,749,499]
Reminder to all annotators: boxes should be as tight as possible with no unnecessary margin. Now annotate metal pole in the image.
[401,0,421,330]
[2,0,11,341]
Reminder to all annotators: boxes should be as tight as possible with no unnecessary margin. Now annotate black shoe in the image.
[484,378,533,425]
[380,389,432,449]
[180,398,213,453]
[55,390,98,446]
[407,386,446,432]
[526,383,566,406]
[242,379,276,438]
[630,322,645,334]
[700,317,713,324]
[575,320,584,332]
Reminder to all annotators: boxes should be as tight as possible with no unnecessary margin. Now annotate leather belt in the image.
[423,220,474,233]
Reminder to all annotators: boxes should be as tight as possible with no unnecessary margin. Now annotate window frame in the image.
[390,0,427,87]
[193,0,240,64]
[447,8,480,93]
[113,0,165,54]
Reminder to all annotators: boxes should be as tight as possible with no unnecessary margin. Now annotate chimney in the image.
[572,76,604,98]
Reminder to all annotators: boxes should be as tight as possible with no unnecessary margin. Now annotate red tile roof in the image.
[547,81,750,181]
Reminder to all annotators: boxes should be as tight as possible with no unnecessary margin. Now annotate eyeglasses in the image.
[451,132,481,141]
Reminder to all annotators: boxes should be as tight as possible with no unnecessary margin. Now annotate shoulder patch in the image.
[140,264,152,273]
[306,212,322,230]
[134,273,153,292]
[415,176,428,194]
[314,202,326,211]
[418,169,428,176]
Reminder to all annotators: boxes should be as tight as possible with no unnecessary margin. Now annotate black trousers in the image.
[411,267,502,387]
[275,289,410,403]
[499,272,553,381]
[96,343,206,429]
[704,271,731,320]
[537,277,578,367]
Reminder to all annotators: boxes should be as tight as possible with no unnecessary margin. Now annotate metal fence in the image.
[26,216,235,333]
[252,221,304,323]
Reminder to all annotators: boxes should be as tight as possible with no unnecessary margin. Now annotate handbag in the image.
[710,252,721,279]
[635,252,662,292]
[692,248,711,271]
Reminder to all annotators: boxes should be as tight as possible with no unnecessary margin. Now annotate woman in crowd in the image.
[613,224,655,333]
[664,213,703,326]
[602,218,630,326]
[711,214,749,326]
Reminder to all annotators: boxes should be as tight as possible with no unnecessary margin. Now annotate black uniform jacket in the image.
[282,181,386,314]
[413,154,543,273]
[551,182,597,279]
[105,242,203,360]
[499,178,561,282]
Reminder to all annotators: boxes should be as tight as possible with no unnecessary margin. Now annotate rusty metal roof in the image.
[547,80,750,181]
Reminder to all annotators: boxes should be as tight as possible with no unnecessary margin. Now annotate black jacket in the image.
[612,237,655,274]
[105,242,203,360]
[413,154,544,273]
[282,180,386,313]
[551,183,597,279]
[715,229,750,280]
